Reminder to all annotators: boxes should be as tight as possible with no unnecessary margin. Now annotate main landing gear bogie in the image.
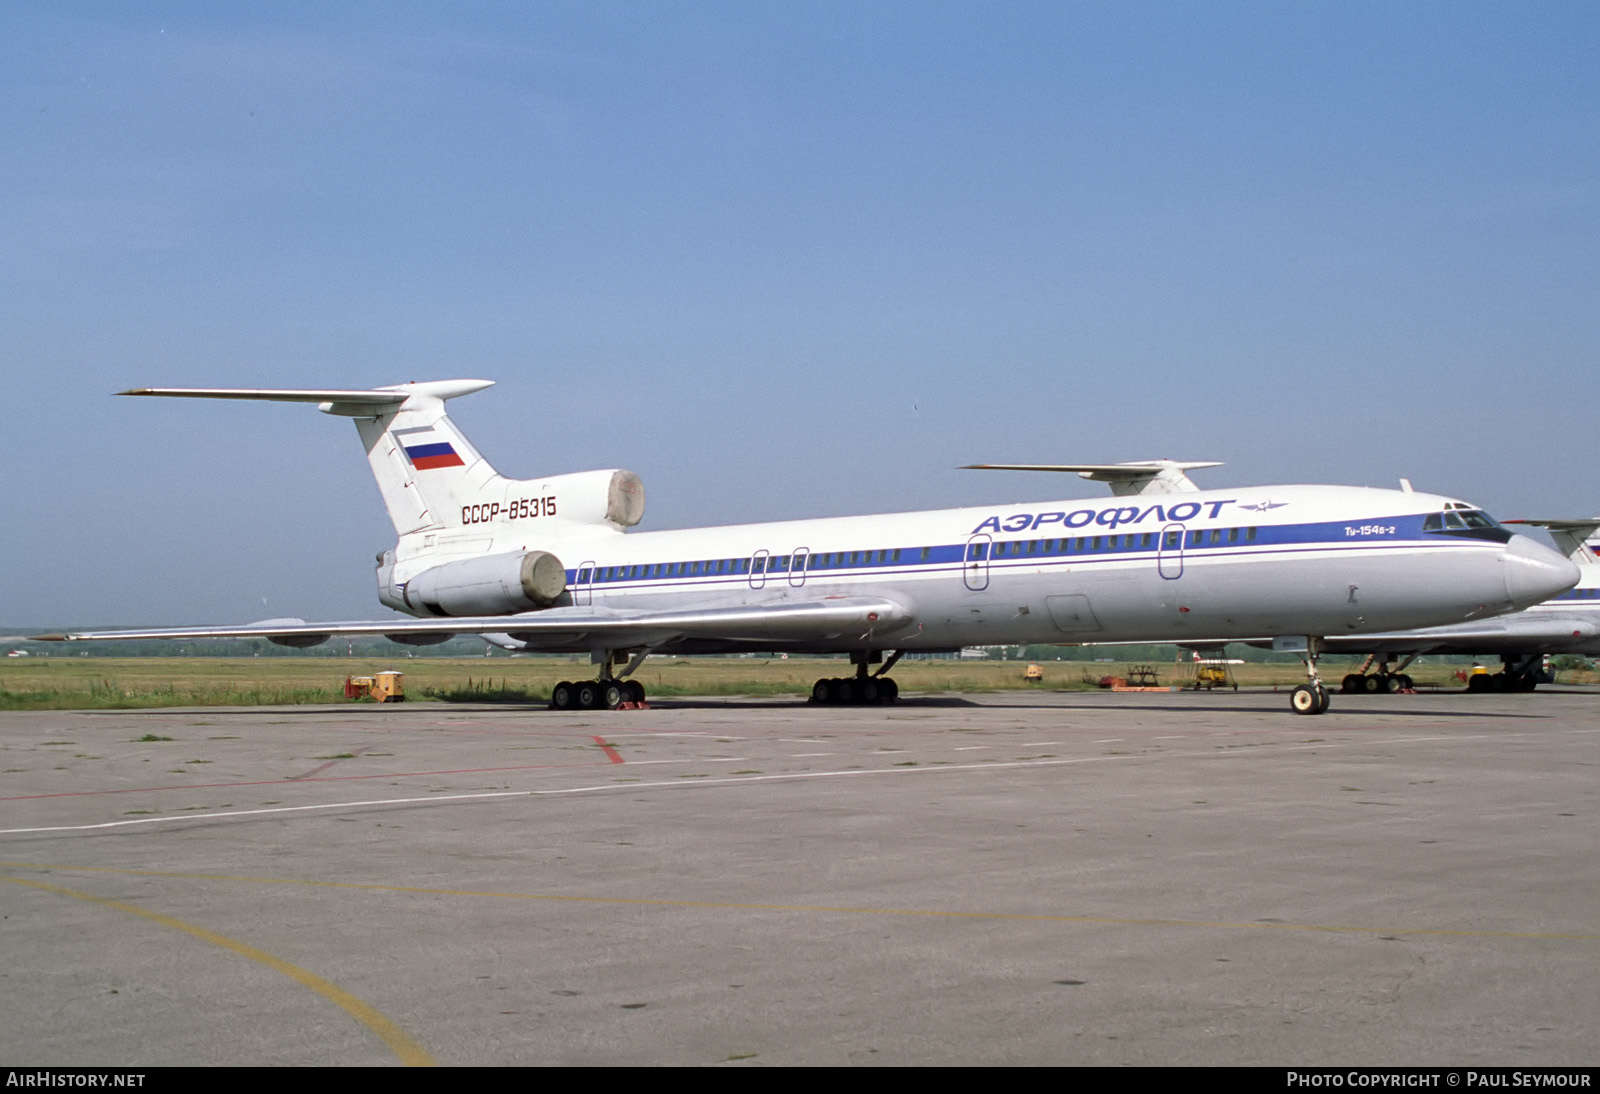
[811,650,905,707]
[1340,672,1414,694]
[811,676,900,706]
[1338,653,1420,696]
[550,678,647,711]
[1465,671,1539,693]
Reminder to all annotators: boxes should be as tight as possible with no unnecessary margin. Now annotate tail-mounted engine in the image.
[397,549,567,617]
[536,469,645,529]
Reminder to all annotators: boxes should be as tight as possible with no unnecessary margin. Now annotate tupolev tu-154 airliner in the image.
[38,380,1578,715]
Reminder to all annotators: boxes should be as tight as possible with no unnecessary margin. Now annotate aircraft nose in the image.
[1503,533,1579,609]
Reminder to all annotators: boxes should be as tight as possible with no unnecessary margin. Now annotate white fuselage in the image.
[385,483,1574,655]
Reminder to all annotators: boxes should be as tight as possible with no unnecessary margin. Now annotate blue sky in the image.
[4,2,1597,625]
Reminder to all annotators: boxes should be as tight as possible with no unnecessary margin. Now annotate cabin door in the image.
[1158,524,1186,580]
[964,534,991,591]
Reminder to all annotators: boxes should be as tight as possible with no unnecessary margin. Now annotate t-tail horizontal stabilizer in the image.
[118,380,495,415]
[119,380,644,542]
[959,460,1222,496]
[121,381,500,537]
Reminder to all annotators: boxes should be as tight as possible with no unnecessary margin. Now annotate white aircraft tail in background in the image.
[1506,518,1600,566]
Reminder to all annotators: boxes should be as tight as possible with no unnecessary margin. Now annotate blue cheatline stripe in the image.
[556,516,1502,596]
[403,442,456,459]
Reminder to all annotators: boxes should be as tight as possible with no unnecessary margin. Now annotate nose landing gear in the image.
[1289,637,1331,715]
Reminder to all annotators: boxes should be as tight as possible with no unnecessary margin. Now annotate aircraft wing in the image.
[32,597,916,652]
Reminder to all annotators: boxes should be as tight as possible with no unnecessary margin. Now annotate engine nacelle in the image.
[537,469,644,529]
[384,632,452,647]
[252,618,330,648]
[268,633,330,648]
[401,549,566,617]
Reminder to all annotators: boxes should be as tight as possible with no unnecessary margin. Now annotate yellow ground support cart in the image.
[1178,652,1239,691]
[344,671,406,702]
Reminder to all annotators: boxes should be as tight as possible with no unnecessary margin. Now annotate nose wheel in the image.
[1289,638,1332,715]
[1290,683,1330,715]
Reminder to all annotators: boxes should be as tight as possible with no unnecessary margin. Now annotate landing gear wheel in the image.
[1290,684,1329,715]
[1361,674,1382,694]
[812,678,832,704]
[1341,674,1362,693]
[881,677,899,703]
[1380,674,1402,694]
[860,678,882,705]
[624,680,646,704]
[601,682,625,710]
[1396,673,1414,691]
[835,678,857,705]
[551,681,577,711]
[576,682,602,710]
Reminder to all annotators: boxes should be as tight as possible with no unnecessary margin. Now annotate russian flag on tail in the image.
[397,428,466,470]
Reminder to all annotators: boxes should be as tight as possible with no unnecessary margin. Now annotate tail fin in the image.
[347,381,504,535]
[121,380,503,535]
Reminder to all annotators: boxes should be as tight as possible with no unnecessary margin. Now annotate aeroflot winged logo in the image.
[396,427,465,470]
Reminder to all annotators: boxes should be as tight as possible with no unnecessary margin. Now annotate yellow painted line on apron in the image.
[4,875,435,1067]
[8,863,1596,944]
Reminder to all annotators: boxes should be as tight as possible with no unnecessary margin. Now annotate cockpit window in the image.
[1422,509,1511,542]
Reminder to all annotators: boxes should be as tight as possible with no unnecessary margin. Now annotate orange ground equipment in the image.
[344,671,406,702]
